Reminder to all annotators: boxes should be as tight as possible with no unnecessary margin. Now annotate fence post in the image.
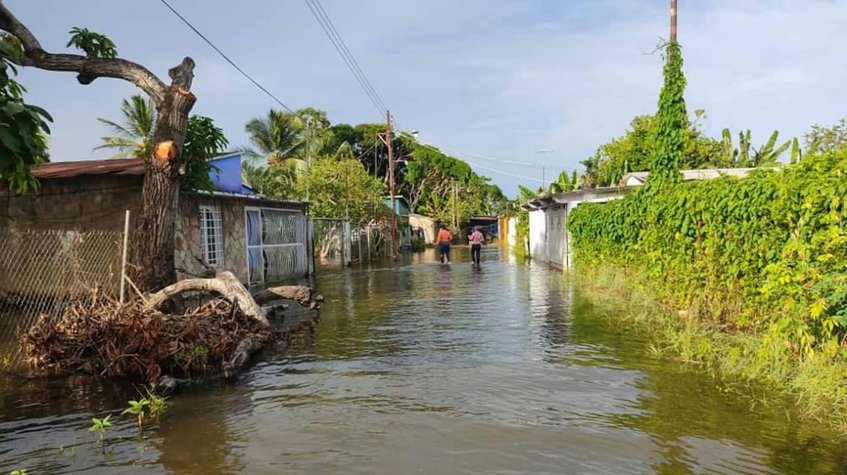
[343,220,352,267]
[119,210,130,304]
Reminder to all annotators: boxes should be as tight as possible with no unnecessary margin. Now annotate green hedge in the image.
[569,151,847,356]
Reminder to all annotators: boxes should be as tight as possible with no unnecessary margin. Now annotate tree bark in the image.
[0,1,196,291]
[253,285,318,308]
[145,271,269,326]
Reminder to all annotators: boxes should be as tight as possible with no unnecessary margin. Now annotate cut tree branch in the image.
[0,1,169,103]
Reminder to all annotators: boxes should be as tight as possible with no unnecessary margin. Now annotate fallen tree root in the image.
[146,271,269,326]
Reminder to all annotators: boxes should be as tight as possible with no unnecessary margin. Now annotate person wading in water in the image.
[436,224,453,264]
[468,225,485,265]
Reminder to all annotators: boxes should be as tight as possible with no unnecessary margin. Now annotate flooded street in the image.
[2,246,846,474]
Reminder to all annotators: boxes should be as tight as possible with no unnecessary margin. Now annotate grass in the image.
[573,263,847,437]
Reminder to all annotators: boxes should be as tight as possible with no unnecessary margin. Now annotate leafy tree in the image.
[647,41,688,186]
[297,156,387,222]
[95,94,155,158]
[0,35,51,192]
[548,170,581,193]
[244,109,306,166]
[96,96,227,191]
[718,129,791,167]
[805,117,847,155]
[1,3,201,290]
[181,115,228,191]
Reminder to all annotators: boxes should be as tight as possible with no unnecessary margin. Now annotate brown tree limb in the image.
[0,1,168,102]
[253,285,319,309]
[145,271,269,326]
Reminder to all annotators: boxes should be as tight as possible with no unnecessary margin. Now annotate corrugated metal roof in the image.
[32,159,145,179]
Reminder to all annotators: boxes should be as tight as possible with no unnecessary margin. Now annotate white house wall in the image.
[528,209,546,261]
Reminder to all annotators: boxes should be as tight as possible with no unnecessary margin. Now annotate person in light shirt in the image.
[468,225,485,265]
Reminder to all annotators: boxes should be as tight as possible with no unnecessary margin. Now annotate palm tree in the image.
[244,109,307,168]
[95,95,155,158]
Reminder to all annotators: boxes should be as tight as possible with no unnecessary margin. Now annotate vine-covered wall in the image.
[568,150,847,356]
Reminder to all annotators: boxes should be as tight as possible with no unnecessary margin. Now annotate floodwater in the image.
[2,246,846,474]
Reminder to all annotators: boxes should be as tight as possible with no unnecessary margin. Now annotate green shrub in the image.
[569,150,847,357]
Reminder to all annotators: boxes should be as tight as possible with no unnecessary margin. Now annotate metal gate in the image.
[246,207,309,285]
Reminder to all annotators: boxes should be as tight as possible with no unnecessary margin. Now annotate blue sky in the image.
[8,0,847,197]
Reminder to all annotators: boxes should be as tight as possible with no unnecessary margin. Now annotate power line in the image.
[311,0,387,112]
[158,0,295,113]
[462,159,546,184]
[304,0,386,117]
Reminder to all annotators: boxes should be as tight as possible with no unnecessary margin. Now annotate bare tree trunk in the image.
[131,61,196,289]
[0,2,197,291]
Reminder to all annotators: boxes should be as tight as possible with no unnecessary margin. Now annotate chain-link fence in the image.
[312,218,389,267]
[0,229,123,371]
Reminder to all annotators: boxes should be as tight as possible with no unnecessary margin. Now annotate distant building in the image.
[619,168,758,187]
[382,196,412,248]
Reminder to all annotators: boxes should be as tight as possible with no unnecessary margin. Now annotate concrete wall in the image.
[528,209,546,262]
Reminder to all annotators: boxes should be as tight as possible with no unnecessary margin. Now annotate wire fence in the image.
[312,218,390,267]
[0,229,123,371]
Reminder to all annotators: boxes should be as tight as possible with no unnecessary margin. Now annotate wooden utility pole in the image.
[386,110,397,258]
[670,0,678,43]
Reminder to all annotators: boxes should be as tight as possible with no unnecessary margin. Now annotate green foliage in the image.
[96,96,227,191]
[298,156,387,222]
[88,414,112,444]
[569,151,847,360]
[95,95,154,158]
[548,170,580,193]
[720,129,791,167]
[580,113,722,188]
[10,470,28,475]
[648,41,688,187]
[66,27,117,59]
[182,115,228,191]
[0,37,51,193]
[805,117,847,155]
[122,398,149,427]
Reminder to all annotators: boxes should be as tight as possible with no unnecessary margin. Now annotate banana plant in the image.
[720,129,792,167]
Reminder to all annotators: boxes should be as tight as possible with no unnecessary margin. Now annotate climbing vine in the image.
[647,42,687,188]
[568,150,847,357]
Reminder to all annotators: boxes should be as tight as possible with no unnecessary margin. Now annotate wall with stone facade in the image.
[175,194,249,283]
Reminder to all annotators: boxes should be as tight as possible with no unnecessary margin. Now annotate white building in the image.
[524,187,627,269]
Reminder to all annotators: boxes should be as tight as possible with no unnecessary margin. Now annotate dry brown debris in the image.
[20,297,275,381]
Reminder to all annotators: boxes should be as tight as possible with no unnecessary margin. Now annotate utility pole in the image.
[386,110,397,259]
[305,123,311,203]
[542,166,546,190]
[670,0,678,43]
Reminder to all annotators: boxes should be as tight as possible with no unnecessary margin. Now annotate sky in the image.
[8,0,847,197]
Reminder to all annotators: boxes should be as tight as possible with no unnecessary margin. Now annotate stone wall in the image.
[175,194,249,283]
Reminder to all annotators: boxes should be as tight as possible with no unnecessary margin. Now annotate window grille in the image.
[200,205,223,267]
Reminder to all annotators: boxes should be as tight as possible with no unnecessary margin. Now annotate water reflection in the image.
[2,247,847,473]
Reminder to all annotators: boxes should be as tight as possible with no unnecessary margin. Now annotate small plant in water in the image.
[145,387,167,420]
[88,415,112,444]
[10,470,28,475]
[122,398,150,429]
[58,445,77,457]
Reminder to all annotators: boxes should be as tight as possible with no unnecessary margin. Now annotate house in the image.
[382,196,413,249]
[0,153,312,290]
[522,168,766,270]
[409,213,437,244]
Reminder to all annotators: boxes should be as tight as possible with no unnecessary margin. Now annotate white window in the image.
[200,205,223,267]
